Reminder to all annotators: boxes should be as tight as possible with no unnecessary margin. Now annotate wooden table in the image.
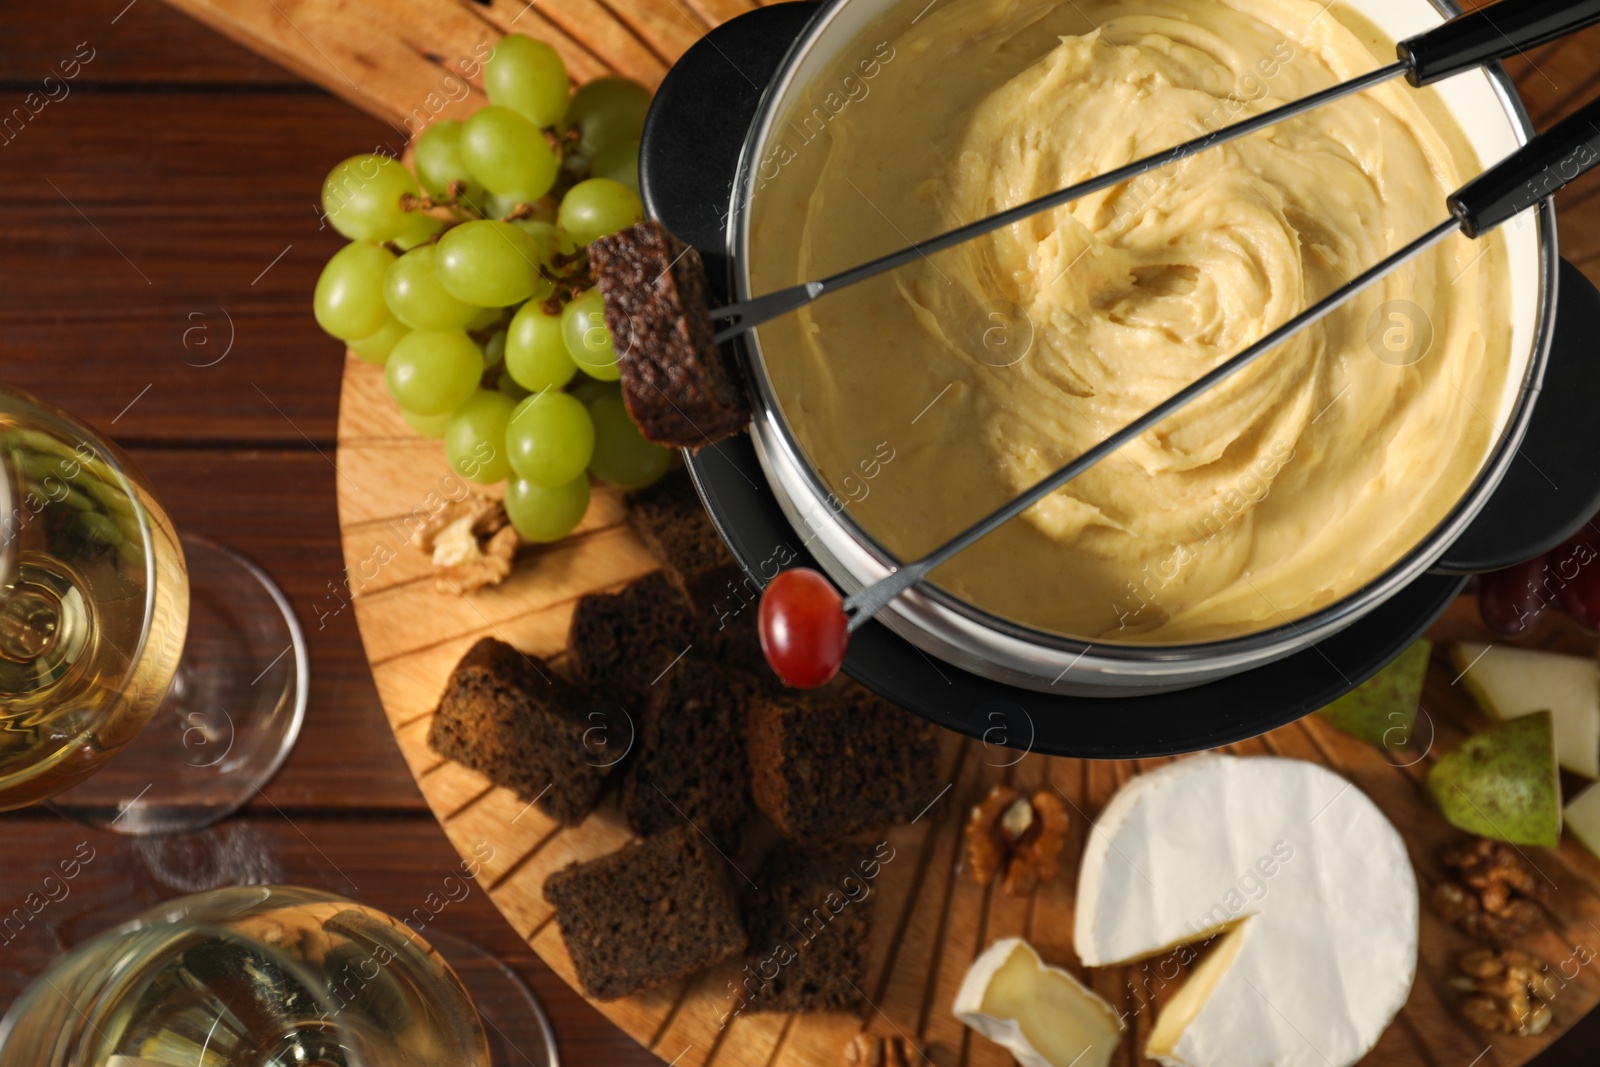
[2,3,1599,1065]
[0,2,647,1062]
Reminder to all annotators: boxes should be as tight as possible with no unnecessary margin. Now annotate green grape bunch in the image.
[311,33,668,548]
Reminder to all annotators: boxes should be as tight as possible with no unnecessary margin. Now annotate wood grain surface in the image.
[0,1,1598,1066]
[338,349,1600,1067]
[157,0,776,128]
[298,3,1600,1066]
[0,3,655,1063]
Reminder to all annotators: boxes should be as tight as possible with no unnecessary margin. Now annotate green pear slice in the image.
[1427,711,1560,847]
[1564,781,1600,858]
[1318,639,1430,750]
[1451,642,1600,778]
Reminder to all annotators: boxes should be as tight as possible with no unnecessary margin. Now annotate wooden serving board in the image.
[159,0,778,135]
[335,350,1600,1067]
[161,0,1600,1061]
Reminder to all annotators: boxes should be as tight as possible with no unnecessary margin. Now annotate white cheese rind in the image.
[953,937,1122,1067]
[1075,754,1418,1067]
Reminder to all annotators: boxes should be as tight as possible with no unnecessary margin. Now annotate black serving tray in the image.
[642,1,1600,758]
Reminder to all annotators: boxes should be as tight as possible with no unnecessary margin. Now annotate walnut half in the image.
[1452,947,1554,1036]
[1431,838,1544,943]
[412,494,520,595]
[964,785,1070,896]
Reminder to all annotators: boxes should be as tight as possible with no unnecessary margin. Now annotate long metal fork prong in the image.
[711,60,1409,340]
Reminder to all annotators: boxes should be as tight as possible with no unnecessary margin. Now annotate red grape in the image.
[759,568,849,689]
[1553,526,1600,633]
[1478,555,1552,636]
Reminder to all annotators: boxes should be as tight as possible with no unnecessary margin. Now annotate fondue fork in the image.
[756,95,1600,688]
[712,0,1600,345]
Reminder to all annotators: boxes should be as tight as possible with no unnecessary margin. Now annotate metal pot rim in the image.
[725,0,1558,683]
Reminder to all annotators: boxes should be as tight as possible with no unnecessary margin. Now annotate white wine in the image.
[0,885,491,1066]
[0,393,188,811]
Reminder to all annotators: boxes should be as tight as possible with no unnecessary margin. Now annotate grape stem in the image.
[444,181,488,220]
[537,251,594,314]
[544,125,582,162]
[398,191,483,224]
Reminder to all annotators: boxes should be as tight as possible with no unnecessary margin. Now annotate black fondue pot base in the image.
[644,2,1600,758]
[687,430,1466,759]
[638,2,819,303]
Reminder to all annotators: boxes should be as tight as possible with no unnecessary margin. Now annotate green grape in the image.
[483,191,558,222]
[484,329,508,367]
[558,178,643,247]
[564,78,651,157]
[590,140,641,195]
[483,192,526,220]
[511,219,575,263]
[403,408,452,439]
[413,120,486,204]
[561,288,621,380]
[393,211,446,251]
[568,376,620,407]
[385,329,484,416]
[467,305,506,331]
[314,241,396,341]
[505,475,591,542]
[348,316,410,366]
[485,34,570,128]
[445,389,517,484]
[460,106,559,203]
[383,244,478,330]
[587,391,674,488]
[321,154,420,241]
[497,369,531,401]
[505,302,577,392]
[560,150,590,183]
[436,220,553,308]
[506,390,594,486]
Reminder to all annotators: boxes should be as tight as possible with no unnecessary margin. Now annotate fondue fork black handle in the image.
[840,95,1600,630]
[1403,0,1600,87]
[1451,95,1600,237]
[711,0,1600,344]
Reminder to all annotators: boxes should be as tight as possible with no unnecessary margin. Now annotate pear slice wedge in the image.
[1451,643,1600,778]
[1427,711,1561,846]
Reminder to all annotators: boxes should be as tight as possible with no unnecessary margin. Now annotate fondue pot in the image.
[638,0,1600,756]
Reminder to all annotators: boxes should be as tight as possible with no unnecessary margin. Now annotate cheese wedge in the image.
[953,938,1123,1067]
[1075,755,1417,1067]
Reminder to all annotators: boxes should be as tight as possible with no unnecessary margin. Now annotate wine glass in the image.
[0,384,307,833]
[0,885,498,1066]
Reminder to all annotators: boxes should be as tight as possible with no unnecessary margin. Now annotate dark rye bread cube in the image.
[544,825,747,1000]
[748,685,944,841]
[697,602,769,681]
[566,571,694,712]
[621,470,771,680]
[626,471,744,615]
[622,657,754,847]
[739,844,883,1012]
[427,638,609,825]
[590,220,748,450]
